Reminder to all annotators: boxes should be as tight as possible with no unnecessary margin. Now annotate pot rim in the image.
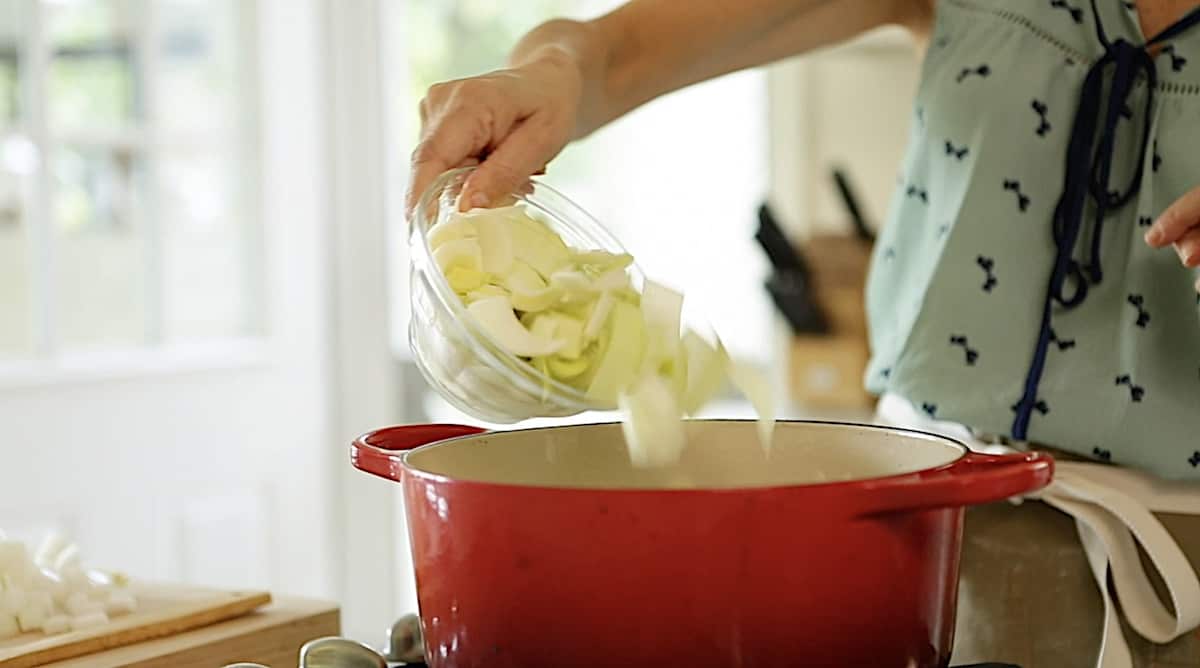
[393,418,973,494]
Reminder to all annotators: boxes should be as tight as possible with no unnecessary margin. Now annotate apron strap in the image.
[1077,518,1133,668]
[874,394,1200,667]
[1031,466,1200,666]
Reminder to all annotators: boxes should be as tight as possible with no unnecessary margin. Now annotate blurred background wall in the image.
[0,0,920,642]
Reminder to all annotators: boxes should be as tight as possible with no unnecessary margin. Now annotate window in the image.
[386,2,772,421]
[0,0,258,364]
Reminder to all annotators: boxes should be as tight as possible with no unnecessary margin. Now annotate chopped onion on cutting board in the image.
[69,612,109,631]
[41,615,70,635]
[0,532,138,636]
[17,605,46,633]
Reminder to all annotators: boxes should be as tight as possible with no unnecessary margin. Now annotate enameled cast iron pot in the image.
[351,420,1053,668]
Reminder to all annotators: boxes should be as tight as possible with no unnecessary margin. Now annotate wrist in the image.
[507,19,592,71]
[511,42,583,87]
[510,19,611,137]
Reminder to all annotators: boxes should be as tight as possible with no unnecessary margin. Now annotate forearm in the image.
[507,0,925,138]
[506,19,615,139]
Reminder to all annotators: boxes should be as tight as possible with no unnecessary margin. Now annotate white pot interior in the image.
[404,421,965,489]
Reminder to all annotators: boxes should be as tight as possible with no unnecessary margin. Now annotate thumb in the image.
[460,117,560,210]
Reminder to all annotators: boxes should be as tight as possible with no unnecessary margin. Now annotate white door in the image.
[0,0,340,604]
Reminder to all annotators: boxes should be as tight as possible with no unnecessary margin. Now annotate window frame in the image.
[0,0,267,386]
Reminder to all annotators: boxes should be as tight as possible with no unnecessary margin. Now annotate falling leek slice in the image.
[586,299,645,404]
[641,281,683,343]
[619,374,686,468]
[727,359,776,453]
[638,279,684,379]
[681,332,726,414]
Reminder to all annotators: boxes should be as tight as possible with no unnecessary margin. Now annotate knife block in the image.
[787,234,876,411]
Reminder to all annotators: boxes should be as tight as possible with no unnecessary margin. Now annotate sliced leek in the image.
[426,201,776,468]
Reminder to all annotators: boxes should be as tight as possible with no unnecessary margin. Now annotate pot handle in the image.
[855,451,1054,517]
[351,424,486,482]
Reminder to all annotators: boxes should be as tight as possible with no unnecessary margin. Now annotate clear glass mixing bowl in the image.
[409,167,643,424]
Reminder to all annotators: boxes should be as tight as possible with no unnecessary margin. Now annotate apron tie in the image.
[876,393,1200,668]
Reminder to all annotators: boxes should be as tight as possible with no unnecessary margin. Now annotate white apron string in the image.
[873,394,1200,668]
[1031,465,1200,667]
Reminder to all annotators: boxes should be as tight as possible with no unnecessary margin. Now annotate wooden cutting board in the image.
[42,596,338,668]
[0,583,271,668]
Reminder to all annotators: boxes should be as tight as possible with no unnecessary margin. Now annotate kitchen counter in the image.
[42,596,339,668]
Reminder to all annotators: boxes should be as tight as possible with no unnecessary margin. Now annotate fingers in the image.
[1145,185,1200,248]
[404,63,575,219]
[459,114,562,211]
[1172,227,1200,268]
[405,78,522,219]
[405,116,486,219]
[1144,187,1200,289]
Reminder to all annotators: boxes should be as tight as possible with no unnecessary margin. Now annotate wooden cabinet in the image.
[786,236,875,411]
[767,27,923,413]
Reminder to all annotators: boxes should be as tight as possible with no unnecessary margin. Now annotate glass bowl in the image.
[409,167,643,424]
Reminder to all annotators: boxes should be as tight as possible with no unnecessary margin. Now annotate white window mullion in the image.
[237,0,265,338]
[25,0,56,360]
[138,0,164,346]
[1,0,269,379]
[380,0,412,359]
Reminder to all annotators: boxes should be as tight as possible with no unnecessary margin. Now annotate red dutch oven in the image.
[351,420,1052,668]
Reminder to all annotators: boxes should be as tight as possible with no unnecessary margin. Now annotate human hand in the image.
[404,51,582,220]
[1144,186,1200,291]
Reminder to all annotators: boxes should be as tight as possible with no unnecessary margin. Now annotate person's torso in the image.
[865,0,1200,480]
